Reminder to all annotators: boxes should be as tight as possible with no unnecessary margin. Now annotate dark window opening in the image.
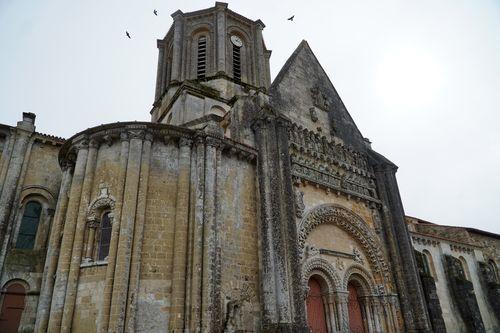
[197,36,207,79]
[233,44,241,82]
[16,201,42,249]
[97,212,112,261]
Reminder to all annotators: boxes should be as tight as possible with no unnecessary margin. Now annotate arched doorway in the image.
[0,283,26,333]
[306,277,328,333]
[348,281,365,333]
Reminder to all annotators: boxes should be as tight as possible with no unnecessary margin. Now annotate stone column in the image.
[371,157,432,333]
[48,138,89,333]
[97,132,130,333]
[60,138,98,332]
[125,132,153,332]
[170,11,184,82]
[360,296,374,333]
[84,223,97,260]
[335,292,349,333]
[108,130,145,333]
[215,2,227,74]
[188,137,205,332]
[322,296,332,333]
[35,162,73,333]
[201,136,222,332]
[168,137,193,332]
[371,298,382,333]
[0,113,35,248]
[327,294,338,333]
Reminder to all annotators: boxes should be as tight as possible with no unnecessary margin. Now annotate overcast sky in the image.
[1,0,499,233]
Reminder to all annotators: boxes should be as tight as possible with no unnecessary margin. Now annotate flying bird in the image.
[154,9,158,16]
[287,15,294,21]
[126,31,131,39]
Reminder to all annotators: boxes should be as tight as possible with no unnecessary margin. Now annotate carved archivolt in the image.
[298,204,389,279]
[86,187,115,226]
[341,264,376,295]
[303,257,341,293]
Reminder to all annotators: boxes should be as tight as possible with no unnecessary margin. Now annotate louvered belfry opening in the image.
[233,44,241,82]
[197,36,207,79]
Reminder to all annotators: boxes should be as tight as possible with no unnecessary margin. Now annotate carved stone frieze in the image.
[288,124,379,203]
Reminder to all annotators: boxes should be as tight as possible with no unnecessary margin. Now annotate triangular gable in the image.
[270,40,367,151]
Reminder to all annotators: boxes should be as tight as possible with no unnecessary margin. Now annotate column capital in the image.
[178,137,193,148]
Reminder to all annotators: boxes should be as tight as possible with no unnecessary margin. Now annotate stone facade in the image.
[0,2,498,333]
[408,217,500,333]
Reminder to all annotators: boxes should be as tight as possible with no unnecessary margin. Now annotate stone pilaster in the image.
[201,136,223,333]
[170,11,184,82]
[169,137,193,332]
[370,156,432,333]
[108,130,145,333]
[125,132,153,332]
[254,21,266,88]
[60,138,98,333]
[97,132,130,333]
[187,137,205,332]
[48,139,89,333]
[0,114,35,250]
[35,162,74,333]
[155,41,166,101]
[215,2,227,74]
[252,111,307,332]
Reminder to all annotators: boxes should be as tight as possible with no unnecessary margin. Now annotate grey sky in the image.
[1,0,499,233]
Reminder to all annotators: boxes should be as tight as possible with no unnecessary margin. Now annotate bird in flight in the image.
[126,31,131,39]
[287,15,294,21]
[154,9,158,16]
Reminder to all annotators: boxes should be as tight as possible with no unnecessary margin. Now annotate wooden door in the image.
[348,283,365,333]
[0,283,26,333]
[306,277,328,333]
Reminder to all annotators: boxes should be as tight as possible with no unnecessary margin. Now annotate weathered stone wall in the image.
[443,254,485,333]
[414,250,446,333]
[0,114,64,333]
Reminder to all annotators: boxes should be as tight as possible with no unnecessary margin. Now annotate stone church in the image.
[0,2,498,333]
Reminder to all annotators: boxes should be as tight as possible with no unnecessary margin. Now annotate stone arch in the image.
[298,204,389,280]
[20,185,56,208]
[86,187,116,225]
[303,257,341,293]
[342,264,376,296]
[209,105,227,117]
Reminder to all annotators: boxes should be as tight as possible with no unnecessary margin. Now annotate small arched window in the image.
[97,212,112,261]
[488,260,498,282]
[197,36,207,79]
[423,250,437,280]
[16,201,42,249]
[459,256,471,281]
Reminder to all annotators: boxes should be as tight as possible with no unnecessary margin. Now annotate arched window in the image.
[488,260,498,282]
[197,36,207,79]
[459,256,471,280]
[16,201,42,249]
[97,212,112,261]
[232,43,241,82]
[422,250,437,280]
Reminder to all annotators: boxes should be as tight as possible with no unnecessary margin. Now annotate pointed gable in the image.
[270,40,367,151]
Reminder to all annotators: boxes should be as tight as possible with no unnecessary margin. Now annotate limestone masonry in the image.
[0,3,498,333]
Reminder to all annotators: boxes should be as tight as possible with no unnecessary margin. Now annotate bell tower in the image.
[151,2,271,125]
